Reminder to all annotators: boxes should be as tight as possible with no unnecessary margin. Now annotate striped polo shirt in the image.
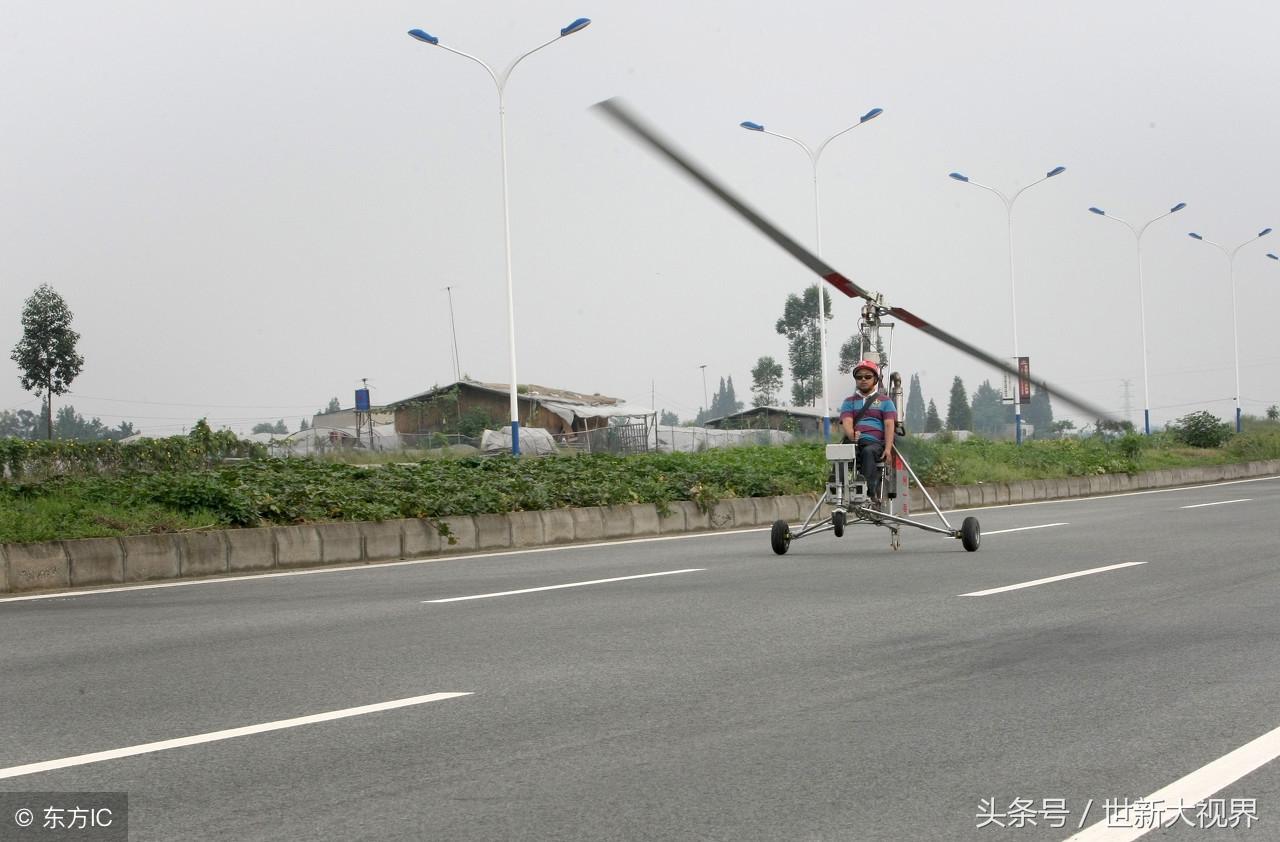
[839,392,897,445]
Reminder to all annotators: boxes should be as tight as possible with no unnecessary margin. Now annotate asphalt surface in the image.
[3,478,1279,841]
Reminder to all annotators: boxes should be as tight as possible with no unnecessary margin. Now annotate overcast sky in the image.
[3,1,1278,437]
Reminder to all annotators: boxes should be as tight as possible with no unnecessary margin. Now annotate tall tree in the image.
[325,397,341,414]
[905,374,926,433]
[713,376,743,417]
[775,287,832,407]
[699,376,745,423]
[1024,385,1054,438]
[971,379,1009,439]
[837,332,885,375]
[924,399,943,433]
[659,410,680,426]
[750,356,784,407]
[946,376,972,431]
[11,284,85,440]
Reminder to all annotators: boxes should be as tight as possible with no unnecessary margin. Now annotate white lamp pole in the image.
[1187,227,1273,433]
[699,364,709,419]
[739,107,884,440]
[948,166,1066,444]
[1087,202,1187,434]
[408,19,591,455]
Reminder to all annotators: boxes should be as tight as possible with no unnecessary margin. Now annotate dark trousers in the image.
[857,440,884,496]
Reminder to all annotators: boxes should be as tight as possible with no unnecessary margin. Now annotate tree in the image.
[775,287,832,407]
[945,376,972,431]
[904,374,926,433]
[299,417,310,431]
[54,405,105,440]
[710,376,743,419]
[252,420,289,435]
[971,379,1008,439]
[750,356,784,407]
[924,399,942,433]
[1048,419,1076,436]
[1267,405,1279,421]
[837,332,884,375]
[11,284,85,440]
[48,406,135,441]
[659,410,680,426]
[0,408,40,439]
[325,397,341,414]
[1024,385,1054,439]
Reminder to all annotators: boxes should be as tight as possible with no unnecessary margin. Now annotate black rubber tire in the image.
[961,517,981,552]
[770,519,791,555]
[832,510,845,538]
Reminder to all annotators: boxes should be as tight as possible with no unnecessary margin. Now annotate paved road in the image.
[3,478,1279,841]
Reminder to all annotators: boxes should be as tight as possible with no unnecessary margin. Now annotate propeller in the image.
[592,97,1115,424]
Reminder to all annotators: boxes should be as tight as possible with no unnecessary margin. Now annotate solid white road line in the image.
[0,692,471,781]
[981,523,1068,536]
[962,562,1146,597]
[1180,499,1250,509]
[1064,722,1280,841]
[424,568,704,603]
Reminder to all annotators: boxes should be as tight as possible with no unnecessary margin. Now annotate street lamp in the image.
[739,107,883,440]
[1187,227,1273,433]
[949,165,1066,444]
[1087,202,1187,434]
[408,18,591,455]
[699,364,709,420]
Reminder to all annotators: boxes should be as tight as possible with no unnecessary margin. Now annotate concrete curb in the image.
[4,459,1279,594]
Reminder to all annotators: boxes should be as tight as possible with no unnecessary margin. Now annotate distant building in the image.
[703,405,830,437]
[388,380,656,454]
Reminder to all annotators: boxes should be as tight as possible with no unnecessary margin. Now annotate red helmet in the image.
[852,360,880,379]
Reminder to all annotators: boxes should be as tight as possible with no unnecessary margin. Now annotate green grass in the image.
[0,489,222,543]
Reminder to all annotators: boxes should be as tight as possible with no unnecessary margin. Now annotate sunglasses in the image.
[854,374,876,380]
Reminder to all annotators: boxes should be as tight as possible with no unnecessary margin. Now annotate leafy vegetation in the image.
[3,419,1279,544]
[10,284,85,440]
[1166,410,1234,449]
[0,445,828,543]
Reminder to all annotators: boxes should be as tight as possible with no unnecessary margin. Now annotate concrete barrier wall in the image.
[4,459,1279,594]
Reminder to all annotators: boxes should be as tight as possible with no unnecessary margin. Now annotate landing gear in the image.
[960,517,981,552]
[767,445,981,556]
[771,519,792,555]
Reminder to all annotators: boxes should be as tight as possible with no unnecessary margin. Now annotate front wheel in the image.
[770,519,792,555]
[832,509,846,538]
[960,517,981,552]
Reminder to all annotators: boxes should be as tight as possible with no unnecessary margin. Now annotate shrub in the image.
[1167,411,1233,449]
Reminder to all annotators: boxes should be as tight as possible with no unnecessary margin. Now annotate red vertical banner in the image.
[1018,357,1031,403]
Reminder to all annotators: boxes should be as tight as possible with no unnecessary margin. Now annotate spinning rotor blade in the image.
[593,98,870,302]
[593,97,1114,424]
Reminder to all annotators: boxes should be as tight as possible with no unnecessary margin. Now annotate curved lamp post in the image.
[1087,202,1187,434]
[949,166,1066,444]
[1187,227,1273,433]
[740,107,883,440]
[408,19,591,455]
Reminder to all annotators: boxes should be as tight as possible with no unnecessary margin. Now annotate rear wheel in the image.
[770,519,791,555]
[832,509,846,538]
[961,517,981,552]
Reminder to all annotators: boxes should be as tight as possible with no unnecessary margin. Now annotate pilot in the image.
[839,360,897,501]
